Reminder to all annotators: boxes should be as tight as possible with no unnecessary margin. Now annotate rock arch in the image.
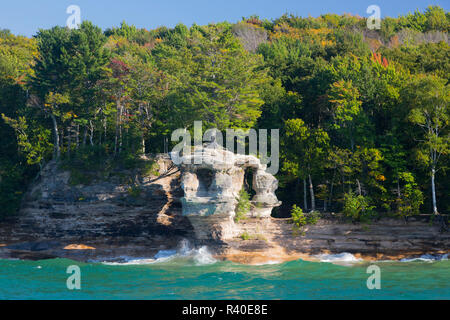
[176,144,281,240]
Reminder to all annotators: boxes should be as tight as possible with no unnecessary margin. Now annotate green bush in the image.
[342,192,375,222]
[395,172,424,218]
[240,232,251,240]
[291,204,307,228]
[0,161,31,218]
[235,189,251,222]
[306,210,321,225]
[291,205,321,229]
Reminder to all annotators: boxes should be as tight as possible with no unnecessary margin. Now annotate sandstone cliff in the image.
[0,156,195,261]
[0,155,448,263]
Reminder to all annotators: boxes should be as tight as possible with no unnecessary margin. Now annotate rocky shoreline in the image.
[1,216,448,264]
[216,216,450,264]
[0,157,448,264]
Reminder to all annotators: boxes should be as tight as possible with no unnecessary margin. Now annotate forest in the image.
[0,6,448,220]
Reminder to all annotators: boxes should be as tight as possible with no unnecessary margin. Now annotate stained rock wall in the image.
[0,154,447,263]
[0,156,194,260]
[217,216,450,264]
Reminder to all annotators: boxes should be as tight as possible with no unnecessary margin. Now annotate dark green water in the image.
[0,254,449,300]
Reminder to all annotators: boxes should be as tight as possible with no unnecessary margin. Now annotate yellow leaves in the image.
[308,27,332,36]
[45,92,70,105]
[376,175,386,182]
[320,40,333,47]
[64,111,78,119]
[269,24,336,50]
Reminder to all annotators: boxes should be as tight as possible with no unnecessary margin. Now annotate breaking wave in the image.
[314,252,363,265]
[314,252,449,264]
[400,254,448,262]
[101,239,216,266]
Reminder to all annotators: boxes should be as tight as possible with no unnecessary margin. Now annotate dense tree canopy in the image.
[0,6,449,219]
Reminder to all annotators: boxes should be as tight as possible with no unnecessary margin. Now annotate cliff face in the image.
[0,156,448,263]
[218,217,450,264]
[0,156,195,261]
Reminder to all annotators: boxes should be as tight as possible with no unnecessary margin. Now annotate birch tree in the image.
[405,75,449,215]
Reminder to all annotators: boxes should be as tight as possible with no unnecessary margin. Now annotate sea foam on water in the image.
[314,252,363,265]
[400,253,448,262]
[101,239,217,266]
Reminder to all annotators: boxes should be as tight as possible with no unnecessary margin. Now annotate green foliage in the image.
[0,31,38,219]
[397,6,449,32]
[291,205,307,228]
[154,24,270,131]
[403,74,449,214]
[141,161,160,177]
[381,42,450,80]
[282,118,329,180]
[240,231,267,241]
[306,211,321,225]
[342,192,376,222]
[235,188,251,222]
[240,232,251,240]
[395,172,424,217]
[0,6,449,219]
[0,160,29,217]
[60,146,157,186]
[291,205,321,229]
[1,115,52,167]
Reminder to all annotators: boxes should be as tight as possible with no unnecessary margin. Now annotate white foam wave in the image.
[101,240,216,266]
[400,254,448,262]
[102,258,156,266]
[315,252,363,264]
[154,249,177,260]
[192,246,217,265]
[252,260,283,266]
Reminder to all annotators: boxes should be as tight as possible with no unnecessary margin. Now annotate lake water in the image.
[0,247,448,300]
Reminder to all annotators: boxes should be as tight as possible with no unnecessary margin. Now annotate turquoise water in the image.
[0,255,449,300]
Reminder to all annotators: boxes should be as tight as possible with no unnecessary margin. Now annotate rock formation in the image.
[0,156,194,261]
[0,152,448,264]
[175,143,281,240]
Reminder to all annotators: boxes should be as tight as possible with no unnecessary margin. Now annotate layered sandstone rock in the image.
[0,154,447,263]
[216,216,450,264]
[0,156,195,261]
[175,143,281,240]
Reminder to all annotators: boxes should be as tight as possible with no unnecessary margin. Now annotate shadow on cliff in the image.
[102,166,195,239]
[0,160,196,243]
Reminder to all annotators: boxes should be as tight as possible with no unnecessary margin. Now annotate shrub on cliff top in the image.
[290,205,321,230]
[291,205,307,228]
